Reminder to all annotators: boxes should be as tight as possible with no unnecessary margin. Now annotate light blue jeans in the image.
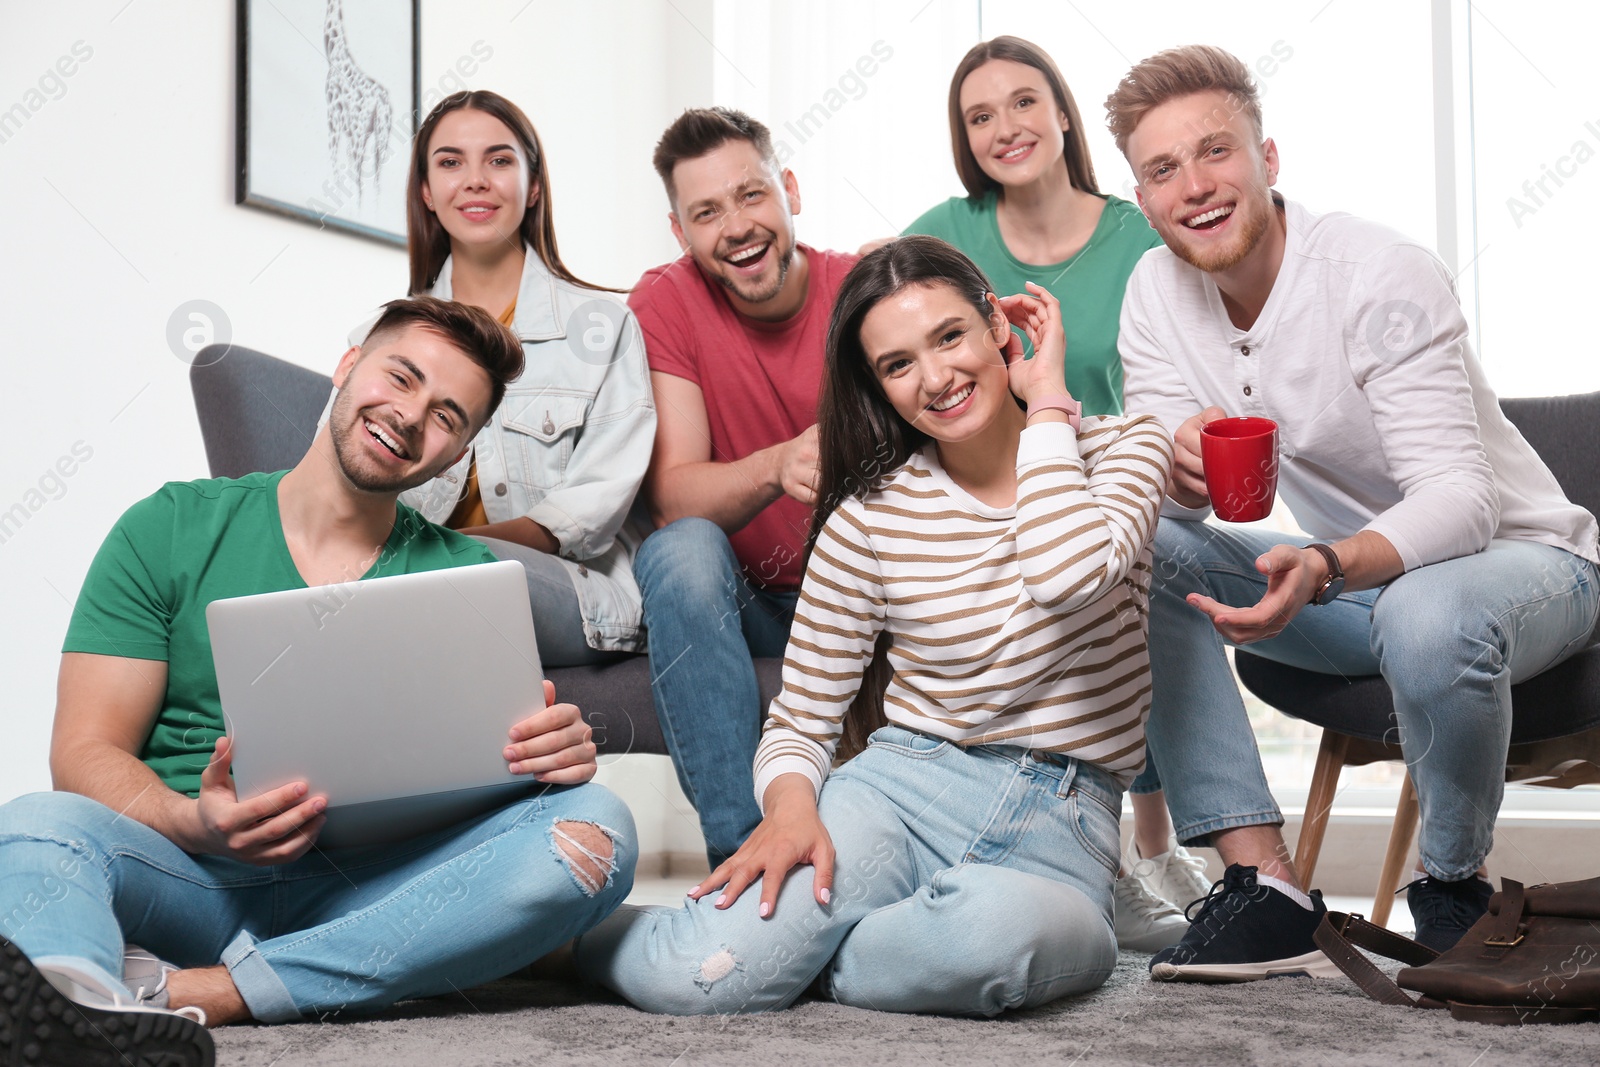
[0,785,636,1022]
[575,725,1120,1017]
[1139,519,1599,880]
[634,518,799,868]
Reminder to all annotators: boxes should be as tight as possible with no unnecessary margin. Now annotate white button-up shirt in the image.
[1120,197,1598,571]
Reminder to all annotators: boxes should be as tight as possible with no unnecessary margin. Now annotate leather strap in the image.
[1314,914,1416,1006]
[1478,878,1526,953]
[1447,1002,1600,1025]
[1325,911,1439,965]
[1314,912,1440,1007]
[1320,888,1600,1025]
[1305,542,1343,605]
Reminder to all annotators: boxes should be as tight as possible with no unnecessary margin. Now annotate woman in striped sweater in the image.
[576,236,1173,1016]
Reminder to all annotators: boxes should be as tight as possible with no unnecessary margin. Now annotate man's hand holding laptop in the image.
[503,680,598,784]
[192,735,328,865]
[183,679,596,866]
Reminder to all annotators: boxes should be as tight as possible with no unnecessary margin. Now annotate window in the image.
[1461,1,1600,395]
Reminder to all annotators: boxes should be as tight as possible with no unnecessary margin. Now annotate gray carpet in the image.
[211,953,1598,1066]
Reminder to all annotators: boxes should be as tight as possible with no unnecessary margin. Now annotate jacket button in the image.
[494,483,508,496]
[1243,385,1253,396]
[543,413,556,435]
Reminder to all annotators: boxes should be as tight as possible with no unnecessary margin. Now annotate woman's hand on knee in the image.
[689,775,834,919]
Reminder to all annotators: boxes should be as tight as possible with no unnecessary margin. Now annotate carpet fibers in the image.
[211,953,1598,1066]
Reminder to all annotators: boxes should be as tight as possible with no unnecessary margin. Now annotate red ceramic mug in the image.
[1201,417,1279,522]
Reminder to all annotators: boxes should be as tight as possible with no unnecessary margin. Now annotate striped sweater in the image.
[753,416,1174,806]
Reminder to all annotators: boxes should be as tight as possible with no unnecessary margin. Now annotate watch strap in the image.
[1306,542,1344,605]
[1026,395,1081,431]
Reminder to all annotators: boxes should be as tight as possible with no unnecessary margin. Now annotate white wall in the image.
[0,0,710,803]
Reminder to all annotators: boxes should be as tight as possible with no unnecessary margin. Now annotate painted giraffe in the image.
[323,0,394,202]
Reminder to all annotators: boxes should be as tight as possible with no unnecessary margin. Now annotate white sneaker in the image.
[1132,840,1213,912]
[123,943,181,1008]
[0,934,215,1066]
[1113,873,1189,953]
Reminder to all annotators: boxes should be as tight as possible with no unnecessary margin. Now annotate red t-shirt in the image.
[631,244,858,591]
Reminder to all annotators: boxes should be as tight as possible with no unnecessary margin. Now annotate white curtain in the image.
[706,0,981,252]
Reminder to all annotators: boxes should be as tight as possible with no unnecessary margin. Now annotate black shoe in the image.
[1148,864,1340,982]
[0,933,214,1067]
[1405,874,1493,953]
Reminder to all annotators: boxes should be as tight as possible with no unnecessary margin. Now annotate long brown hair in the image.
[406,91,621,295]
[813,235,1003,759]
[947,36,1099,200]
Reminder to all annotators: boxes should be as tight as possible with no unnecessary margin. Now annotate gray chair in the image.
[1234,391,1600,925]
[189,343,785,759]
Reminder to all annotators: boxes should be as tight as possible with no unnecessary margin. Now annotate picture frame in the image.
[236,0,420,246]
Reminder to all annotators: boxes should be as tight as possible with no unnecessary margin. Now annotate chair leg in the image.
[1294,730,1349,888]
[1371,772,1419,928]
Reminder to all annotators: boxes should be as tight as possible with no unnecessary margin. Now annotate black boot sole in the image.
[0,933,214,1067]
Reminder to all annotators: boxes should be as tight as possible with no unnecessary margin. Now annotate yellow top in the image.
[444,298,517,530]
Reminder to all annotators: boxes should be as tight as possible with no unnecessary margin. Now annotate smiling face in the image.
[958,58,1070,190]
[668,139,801,312]
[420,108,536,253]
[859,282,1015,447]
[327,325,492,495]
[1127,89,1279,274]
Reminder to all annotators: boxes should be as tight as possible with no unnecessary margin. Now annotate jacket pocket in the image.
[501,393,592,492]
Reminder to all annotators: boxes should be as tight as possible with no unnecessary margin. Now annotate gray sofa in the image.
[188,343,783,759]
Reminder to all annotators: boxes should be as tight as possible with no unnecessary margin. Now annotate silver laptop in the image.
[206,559,546,848]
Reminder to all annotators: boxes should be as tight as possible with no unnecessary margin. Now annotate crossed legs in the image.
[0,784,637,1022]
[1145,518,1599,881]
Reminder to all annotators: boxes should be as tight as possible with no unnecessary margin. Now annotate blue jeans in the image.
[1141,518,1599,880]
[575,725,1120,1016]
[634,518,799,867]
[0,786,636,1022]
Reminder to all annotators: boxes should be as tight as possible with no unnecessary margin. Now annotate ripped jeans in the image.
[576,726,1121,1017]
[0,785,635,1022]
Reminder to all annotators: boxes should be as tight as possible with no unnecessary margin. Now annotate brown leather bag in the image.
[1315,877,1600,1024]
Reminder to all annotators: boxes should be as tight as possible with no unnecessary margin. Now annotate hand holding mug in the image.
[1169,407,1225,507]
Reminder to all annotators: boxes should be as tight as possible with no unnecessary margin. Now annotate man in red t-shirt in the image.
[630,107,858,868]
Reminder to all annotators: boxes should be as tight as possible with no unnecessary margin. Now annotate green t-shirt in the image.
[904,191,1161,416]
[62,471,497,796]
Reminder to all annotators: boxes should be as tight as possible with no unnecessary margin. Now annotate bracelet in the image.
[1026,395,1081,431]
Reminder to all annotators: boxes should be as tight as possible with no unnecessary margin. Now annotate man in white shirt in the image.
[1107,45,1599,980]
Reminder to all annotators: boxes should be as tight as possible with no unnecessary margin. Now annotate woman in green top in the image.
[901,36,1161,416]
[892,37,1204,953]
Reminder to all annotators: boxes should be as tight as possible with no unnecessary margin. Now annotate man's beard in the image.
[1167,193,1270,274]
[716,236,794,305]
[327,390,424,494]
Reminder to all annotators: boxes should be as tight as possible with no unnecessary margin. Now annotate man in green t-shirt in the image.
[0,298,636,1063]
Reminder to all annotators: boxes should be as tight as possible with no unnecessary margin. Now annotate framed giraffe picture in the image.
[235,0,420,246]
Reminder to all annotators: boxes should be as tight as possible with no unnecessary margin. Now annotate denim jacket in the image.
[390,251,655,651]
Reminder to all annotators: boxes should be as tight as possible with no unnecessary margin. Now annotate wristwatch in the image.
[1306,543,1345,606]
[1026,395,1081,431]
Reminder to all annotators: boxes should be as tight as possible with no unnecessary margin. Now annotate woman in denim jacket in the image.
[390,91,655,665]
